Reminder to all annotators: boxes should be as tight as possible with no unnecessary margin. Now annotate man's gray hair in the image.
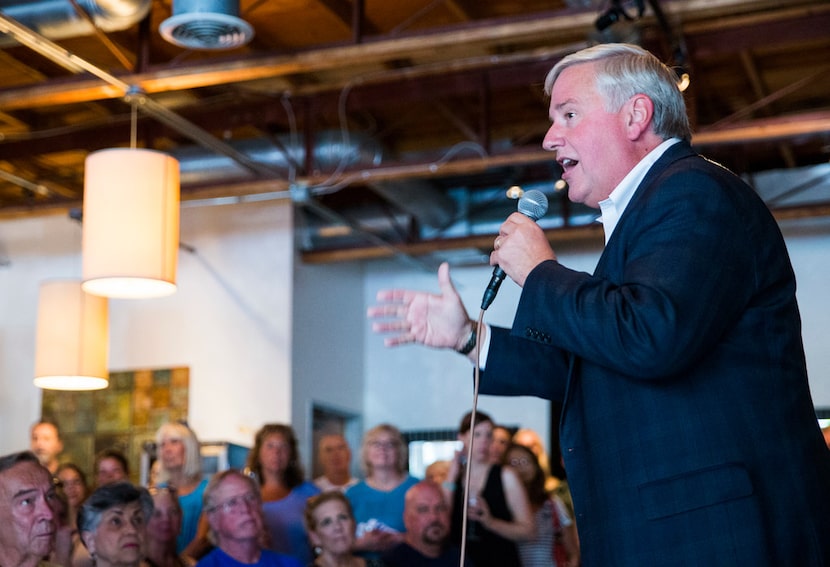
[0,451,42,475]
[544,43,692,142]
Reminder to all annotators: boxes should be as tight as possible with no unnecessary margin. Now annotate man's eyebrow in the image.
[554,98,577,111]
[12,487,38,499]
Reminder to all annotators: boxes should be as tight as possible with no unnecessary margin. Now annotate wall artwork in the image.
[41,367,189,483]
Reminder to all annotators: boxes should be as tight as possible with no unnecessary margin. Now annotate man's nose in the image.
[40,496,57,520]
[542,124,561,151]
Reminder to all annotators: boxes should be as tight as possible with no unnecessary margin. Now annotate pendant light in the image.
[34,280,109,391]
[82,102,180,299]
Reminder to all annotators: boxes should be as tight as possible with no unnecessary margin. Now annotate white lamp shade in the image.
[34,280,109,391]
[82,148,180,299]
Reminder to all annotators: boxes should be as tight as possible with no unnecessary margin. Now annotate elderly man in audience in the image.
[0,451,59,567]
[197,469,302,567]
[383,480,473,567]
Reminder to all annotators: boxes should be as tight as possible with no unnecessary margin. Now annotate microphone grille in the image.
[518,189,549,221]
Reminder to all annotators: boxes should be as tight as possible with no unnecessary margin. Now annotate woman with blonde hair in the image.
[345,423,418,558]
[155,421,210,558]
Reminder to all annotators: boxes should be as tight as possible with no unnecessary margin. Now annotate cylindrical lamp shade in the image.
[82,148,180,299]
[34,280,109,391]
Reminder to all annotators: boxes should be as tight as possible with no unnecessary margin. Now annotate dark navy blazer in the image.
[481,141,830,565]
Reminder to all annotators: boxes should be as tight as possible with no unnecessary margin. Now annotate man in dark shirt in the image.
[383,480,473,566]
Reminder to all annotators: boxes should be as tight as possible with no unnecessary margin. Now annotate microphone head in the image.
[517,189,549,221]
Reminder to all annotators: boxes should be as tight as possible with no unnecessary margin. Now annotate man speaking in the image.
[369,43,830,565]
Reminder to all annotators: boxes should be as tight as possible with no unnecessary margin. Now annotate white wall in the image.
[781,217,830,407]
[292,259,366,473]
[0,200,294,454]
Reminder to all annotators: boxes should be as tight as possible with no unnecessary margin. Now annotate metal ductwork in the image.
[0,0,151,46]
[169,131,383,186]
[159,0,253,51]
[367,179,458,230]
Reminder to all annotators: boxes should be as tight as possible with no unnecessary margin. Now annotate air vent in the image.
[159,0,253,51]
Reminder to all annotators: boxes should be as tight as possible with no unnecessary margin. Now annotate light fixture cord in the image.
[130,100,137,149]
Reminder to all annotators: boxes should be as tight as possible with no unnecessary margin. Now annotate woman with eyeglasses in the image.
[78,482,154,567]
[146,486,195,567]
[246,424,321,565]
[345,423,419,559]
[505,443,580,567]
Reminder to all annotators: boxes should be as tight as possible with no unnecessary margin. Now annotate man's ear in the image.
[627,94,654,139]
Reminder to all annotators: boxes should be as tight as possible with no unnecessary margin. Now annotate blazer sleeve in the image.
[479,325,569,401]
[511,158,789,381]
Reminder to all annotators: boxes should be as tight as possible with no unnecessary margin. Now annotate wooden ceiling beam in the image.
[0,0,790,112]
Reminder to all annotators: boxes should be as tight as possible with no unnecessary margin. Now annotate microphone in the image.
[480,189,549,310]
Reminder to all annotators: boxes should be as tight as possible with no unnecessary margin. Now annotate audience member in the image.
[0,451,58,567]
[513,428,559,493]
[197,469,301,567]
[247,423,321,564]
[346,423,419,558]
[506,443,579,567]
[383,480,472,567]
[147,485,194,567]
[56,462,89,512]
[50,476,77,566]
[313,433,359,493]
[304,491,384,567]
[489,425,512,465]
[78,482,153,567]
[156,421,211,558]
[56,462,91,565]
[424,460,451,486]
[448,411,533,567]
[30,419,64,475]
[95,448,130,486]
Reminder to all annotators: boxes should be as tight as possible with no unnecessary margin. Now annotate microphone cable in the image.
[459,308,486,567]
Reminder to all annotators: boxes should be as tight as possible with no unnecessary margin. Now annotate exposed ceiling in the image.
[1,0,829,268]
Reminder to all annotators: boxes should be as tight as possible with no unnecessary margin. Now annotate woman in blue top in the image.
[246,423,321,565]
[156,421,211,559]
[345,423,419,558]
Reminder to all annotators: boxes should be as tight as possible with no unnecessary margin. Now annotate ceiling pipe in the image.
[0,0,151,46]
[168,132,383,186]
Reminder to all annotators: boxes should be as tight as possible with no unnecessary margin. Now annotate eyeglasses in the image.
[509,457,531,467]
[208,491,259,514]
[369,440,399,450]
[149,485,178,497]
